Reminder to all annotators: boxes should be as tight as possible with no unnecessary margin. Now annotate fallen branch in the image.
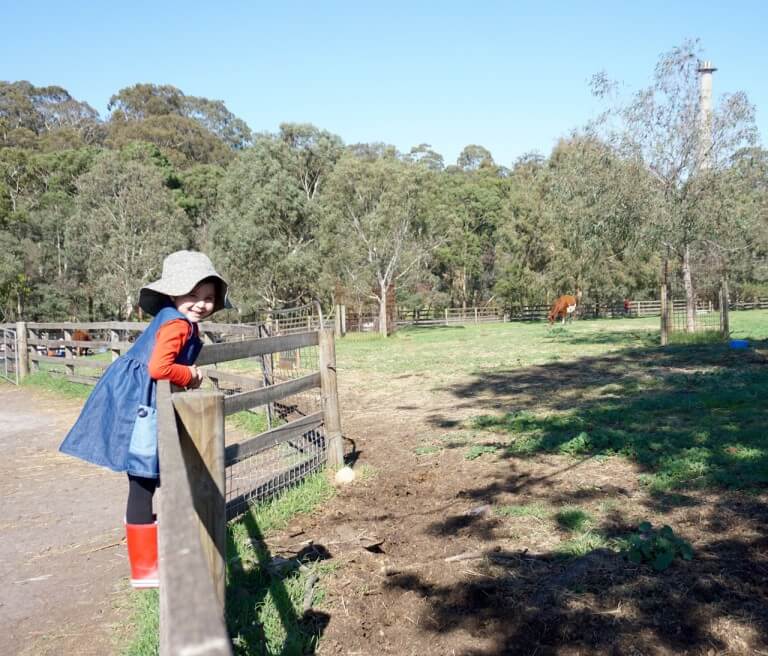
[444,546,501,562]
[302,571,320,613]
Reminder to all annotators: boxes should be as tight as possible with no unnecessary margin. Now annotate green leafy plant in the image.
[622,522,693,571]
[465,444,499,460]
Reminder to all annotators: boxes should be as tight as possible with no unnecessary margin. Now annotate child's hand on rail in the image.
[187,365,204,389]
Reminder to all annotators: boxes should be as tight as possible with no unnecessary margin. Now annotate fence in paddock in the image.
[333,300,715,335]
[1,325,20,384]
[9,320,340,511]
[7,321,343,652]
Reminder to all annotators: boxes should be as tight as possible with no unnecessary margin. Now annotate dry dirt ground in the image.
[0,384,133,655]
[267,363,768,656]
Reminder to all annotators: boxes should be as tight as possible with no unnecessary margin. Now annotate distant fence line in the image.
[336,298,736,335]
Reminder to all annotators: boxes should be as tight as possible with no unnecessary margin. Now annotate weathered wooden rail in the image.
[7,320,344,652]
[156,329,342,653]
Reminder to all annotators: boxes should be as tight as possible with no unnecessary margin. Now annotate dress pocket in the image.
[128,405,157,457]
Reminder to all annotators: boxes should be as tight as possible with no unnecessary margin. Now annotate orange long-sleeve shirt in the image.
[147,319,195,387]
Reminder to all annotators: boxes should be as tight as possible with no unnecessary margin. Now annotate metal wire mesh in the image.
[0,328,18,384]
[667,256,725,335]
[212,337,326,519]
[268,301,324,335]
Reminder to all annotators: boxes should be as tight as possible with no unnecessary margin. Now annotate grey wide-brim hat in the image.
[139,250,233,317]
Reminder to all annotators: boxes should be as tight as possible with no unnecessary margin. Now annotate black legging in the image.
[126,474,159,524]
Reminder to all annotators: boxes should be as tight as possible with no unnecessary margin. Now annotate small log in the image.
[302,571,320,613]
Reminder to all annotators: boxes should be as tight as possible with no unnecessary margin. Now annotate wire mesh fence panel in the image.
[212,336,327,518]
[666,254,726,337]
[266,301,324,336]
[0,328,18,384]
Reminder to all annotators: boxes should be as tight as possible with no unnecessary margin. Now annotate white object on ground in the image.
[334,466,356,484]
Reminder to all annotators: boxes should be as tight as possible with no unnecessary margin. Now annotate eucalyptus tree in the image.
[405,143,445,171]
[456,144,494,172]
[493,153,556,307]
[107,83,252,148]
[66,149,189,319]
[319,151,433,336]
[591,40,758,329]
[210,125,342,313]
[430,166,505,308]
[106,83,252,166]
[0,81,101,148]
[542,136,657,305]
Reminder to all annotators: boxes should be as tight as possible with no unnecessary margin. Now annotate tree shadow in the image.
[226,511,331,655]
[389,493,768,655]
[414,341,768,653]
[436,343,768,490]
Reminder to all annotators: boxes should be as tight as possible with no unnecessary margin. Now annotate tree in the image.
[0,81,101,148]
[277,123,344,200]
[405,143,445,171]
[457,144,494,172]
[108,83,252,151]
[591,40,758,330]
[430,167,504,308]
[66,149,190,318]
[320,153,433,336]
[209,132,331,312]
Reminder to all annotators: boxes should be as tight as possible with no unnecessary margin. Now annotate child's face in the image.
[172,281,216,323]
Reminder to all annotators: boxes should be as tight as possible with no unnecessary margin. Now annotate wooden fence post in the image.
[318,329,344,468]
[15,321,29,380]
[62,327,75,377]
[109,328,121,361]
[720,277,730,338]
[171,390,227,608]
[28,326,40,372]
[334,304,342,337]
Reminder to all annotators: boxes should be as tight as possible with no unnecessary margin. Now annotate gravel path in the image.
[0,384,133,655]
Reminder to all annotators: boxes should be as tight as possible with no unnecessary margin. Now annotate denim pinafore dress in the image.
[59,306,202,479]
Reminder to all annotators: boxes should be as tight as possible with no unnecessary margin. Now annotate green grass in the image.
[555,531,613,559]
[226,473,336,655]
[22,370,92,399]
[667,330,724,345]
[494,503,548,519]
[335,316,663,376]
[228,409,270,435]
[555,507,594,532]
[122,590,160,656]
[122,474,336,656]
[464,444,499,460]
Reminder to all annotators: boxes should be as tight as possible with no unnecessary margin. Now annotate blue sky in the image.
[3,1,767,166]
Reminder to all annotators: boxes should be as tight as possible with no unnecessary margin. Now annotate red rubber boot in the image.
[125,522,159,588]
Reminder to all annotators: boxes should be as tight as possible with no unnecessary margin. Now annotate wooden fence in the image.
[10,321,343,652]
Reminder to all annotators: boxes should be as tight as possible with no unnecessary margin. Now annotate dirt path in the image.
[0,384,132,656]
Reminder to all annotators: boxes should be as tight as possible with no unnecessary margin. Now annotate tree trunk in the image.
[682,244,696,333]
[379,283,388,337]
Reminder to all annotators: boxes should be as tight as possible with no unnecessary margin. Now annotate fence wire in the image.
[667,257,725,335]
[210,337,326,518]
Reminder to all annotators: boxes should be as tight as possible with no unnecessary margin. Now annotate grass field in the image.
[333,312,768,493]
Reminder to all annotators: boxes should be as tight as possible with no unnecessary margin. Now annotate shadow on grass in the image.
[414,340,768,653]
[226,511,330,655]
[437,342,768,492]
[545,328,660,347]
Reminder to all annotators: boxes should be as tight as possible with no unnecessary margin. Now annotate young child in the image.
[59,250,232,588]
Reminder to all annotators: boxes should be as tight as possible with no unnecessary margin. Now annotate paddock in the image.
[4,311,768,654]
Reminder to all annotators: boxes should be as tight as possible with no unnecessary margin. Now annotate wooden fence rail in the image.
[10,322,344,652]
